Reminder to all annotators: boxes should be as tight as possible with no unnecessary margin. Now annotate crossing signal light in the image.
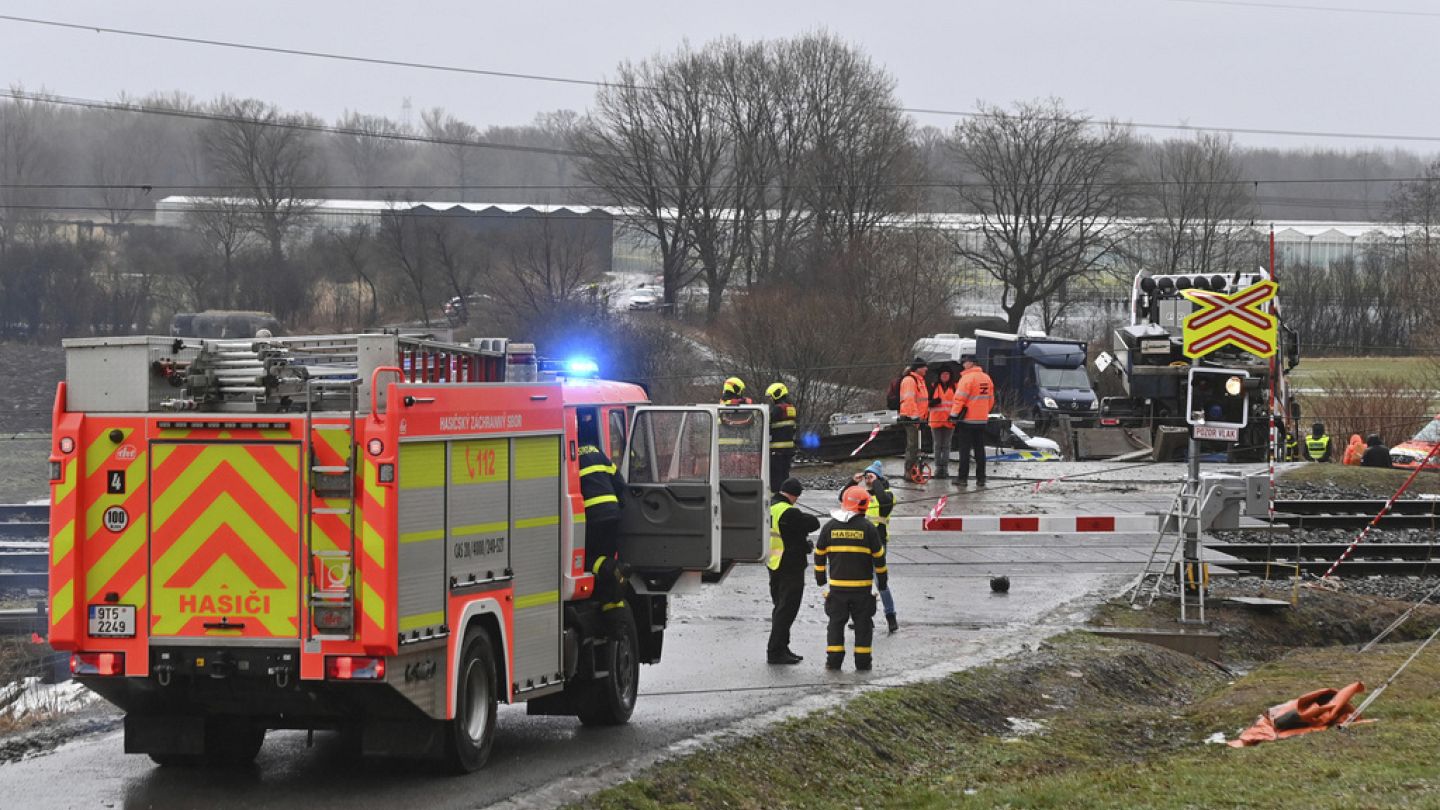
[1186,367,1249,428]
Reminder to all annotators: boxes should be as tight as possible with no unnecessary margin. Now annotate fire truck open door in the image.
[714,404,769,568]
[618,407,722,572]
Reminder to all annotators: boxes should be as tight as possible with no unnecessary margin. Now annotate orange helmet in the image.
[841,485,871,514]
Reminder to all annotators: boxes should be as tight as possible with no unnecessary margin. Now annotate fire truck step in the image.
[312,507,352,515]
[311,424,352,431]
[311,466,350,473]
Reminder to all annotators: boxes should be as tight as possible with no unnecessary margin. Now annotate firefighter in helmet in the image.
[719,377,758,479]
[766,381,798,495]
[577,410,627,612]
[721,377,751,406]
[815,485,887,671]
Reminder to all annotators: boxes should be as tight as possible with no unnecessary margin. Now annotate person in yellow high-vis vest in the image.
[768,477,820,665]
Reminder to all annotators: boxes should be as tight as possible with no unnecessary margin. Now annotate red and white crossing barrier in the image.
[895,513,1158,534]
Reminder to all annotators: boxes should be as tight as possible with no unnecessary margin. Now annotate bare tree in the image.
[951,100,1135,332]
[201,98,324,266]
[1387,161,1440,327]
[323,223,380,327]
[0,87,58,256]
[185,197,255,308]
[90,99,169,225]
[421,108,481,199]
[376,205,434,326]
[425,213,488,318]
[334,111,402,193]
[1138,133,1258,277]
[573,58,702,311]
[492,213,606,318]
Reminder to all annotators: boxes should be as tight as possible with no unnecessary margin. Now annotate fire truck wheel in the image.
[206,719,266,766]
[577,607,639,727]
[445,629,499,773]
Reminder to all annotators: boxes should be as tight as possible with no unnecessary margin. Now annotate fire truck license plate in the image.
[88,605,135,638]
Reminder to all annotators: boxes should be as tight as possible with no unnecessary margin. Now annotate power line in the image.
[1168,0,1440,18]
[0,90,590,159]
[8,14,1440,145]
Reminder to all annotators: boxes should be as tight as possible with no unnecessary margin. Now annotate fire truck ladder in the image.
[304,377,360,642]
[1128,484,1204,608]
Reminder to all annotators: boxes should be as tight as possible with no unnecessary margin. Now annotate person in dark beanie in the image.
[1361,434,1394,468]
[767,477,820,664]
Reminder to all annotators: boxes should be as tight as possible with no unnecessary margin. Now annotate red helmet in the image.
[841,485,871,514]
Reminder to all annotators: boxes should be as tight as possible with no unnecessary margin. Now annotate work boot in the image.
[855,656,873,671]
[975,479,987,488]
[952,479,967,488]
[825,654,843,671]
[886,613,899,634]
[767,651,803,665]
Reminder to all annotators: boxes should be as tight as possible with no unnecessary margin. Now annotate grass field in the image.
[578,594,1440,810]
[1289,356,1435,385]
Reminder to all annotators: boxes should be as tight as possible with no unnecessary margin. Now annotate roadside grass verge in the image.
[1279,463,1440,498]
[580,621,1440,809]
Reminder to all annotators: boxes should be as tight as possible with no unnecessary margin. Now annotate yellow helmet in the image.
[766,382,788,400]
[723,377,745,396]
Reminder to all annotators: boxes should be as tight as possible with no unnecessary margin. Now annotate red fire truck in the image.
[47,333,768,771]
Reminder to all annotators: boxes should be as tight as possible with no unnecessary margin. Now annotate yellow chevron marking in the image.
[50,580,73,625]
[120,579,147,610]
[151,446,296,530]
[86,427,132,478]
[514,590,559,610]
[83,450,148,540]
[152,492,298,587]
[514,515,559,530]
[151,554,297,636]
[363,458,387,508]
[361,516,386,569]
[513,436,559,480]
[53,458,77,502]
[85,517,148,601]
[398,611,444,632]
[360,581,385,629]
[399,443,445,489]
[51,517,74,566]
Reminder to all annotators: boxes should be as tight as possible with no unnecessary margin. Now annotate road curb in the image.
[890,514,1159,534]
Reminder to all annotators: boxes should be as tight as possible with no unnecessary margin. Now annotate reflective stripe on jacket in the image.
[814,515,887,591]
[770,401,797,450]
[899,371,929,419]
[1305,435,1331,462]
[578,444,623,521]
[929,383,956,428]
[950,367,995,424]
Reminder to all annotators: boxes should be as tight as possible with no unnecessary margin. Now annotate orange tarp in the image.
[1228,682,1366,748]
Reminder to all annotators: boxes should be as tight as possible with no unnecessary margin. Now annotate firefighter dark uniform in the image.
[578,443,627,609]
[838,465,898,633]
[767,382,798,495]
[768,478,820,665]
[815,488,887,671]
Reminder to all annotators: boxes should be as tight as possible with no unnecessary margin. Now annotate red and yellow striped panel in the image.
[358,455,393,654]
[47,411,84,649]
[78,422,152,632]
[149,442,302,639]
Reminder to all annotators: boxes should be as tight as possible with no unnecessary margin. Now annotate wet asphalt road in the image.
[0,516,1151,810]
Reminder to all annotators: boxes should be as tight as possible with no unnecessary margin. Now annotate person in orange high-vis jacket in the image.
[1342,434,1364,466]
[928,364,957,479]
[949,355,994,488]
[898,358,929,477]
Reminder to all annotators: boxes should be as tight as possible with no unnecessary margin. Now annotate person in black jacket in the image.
[816,486,887,671]
[1361,434,1394,468]
[767,478,821,665]
[577,410,627,610]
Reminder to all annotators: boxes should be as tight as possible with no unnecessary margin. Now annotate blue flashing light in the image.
[799,430,821,450]
[565,358,600,378]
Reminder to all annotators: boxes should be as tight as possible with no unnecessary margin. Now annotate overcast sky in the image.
[2,0,1437,153]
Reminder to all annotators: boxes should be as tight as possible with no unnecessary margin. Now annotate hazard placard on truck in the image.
[47,333,768,771]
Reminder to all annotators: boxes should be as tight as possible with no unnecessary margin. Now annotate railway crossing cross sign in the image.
[1180,279,1278,358]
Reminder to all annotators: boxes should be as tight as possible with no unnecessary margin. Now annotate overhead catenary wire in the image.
[7,14,1440,145]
